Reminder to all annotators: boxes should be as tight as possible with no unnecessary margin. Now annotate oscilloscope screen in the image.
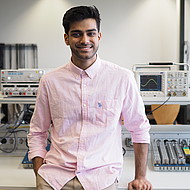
[140,75,162,91]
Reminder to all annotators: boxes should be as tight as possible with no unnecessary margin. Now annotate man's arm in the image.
[32,156,44,176]
[27,77,51,174]
[128,143,152,190]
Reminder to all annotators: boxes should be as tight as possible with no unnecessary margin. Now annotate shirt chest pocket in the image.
[89,99,119,127]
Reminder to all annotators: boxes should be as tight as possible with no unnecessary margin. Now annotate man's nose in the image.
[80,34,89,44]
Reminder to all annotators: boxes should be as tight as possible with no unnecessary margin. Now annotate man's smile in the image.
[76,44,93,50]
[76,46,93,52]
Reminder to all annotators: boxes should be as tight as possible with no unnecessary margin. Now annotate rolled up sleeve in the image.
[122,71,150,143]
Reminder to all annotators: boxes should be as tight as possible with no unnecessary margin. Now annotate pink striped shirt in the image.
[28,56,150,190]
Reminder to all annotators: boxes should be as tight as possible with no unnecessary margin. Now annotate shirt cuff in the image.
[131,132,150,144]
[28,150,47,161]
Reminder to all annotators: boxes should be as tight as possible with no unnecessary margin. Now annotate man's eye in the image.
[71,33,81,37]
[87,32,96,37]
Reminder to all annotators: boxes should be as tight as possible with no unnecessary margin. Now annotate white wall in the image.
[185,0,190,41]
[0,0,179,70]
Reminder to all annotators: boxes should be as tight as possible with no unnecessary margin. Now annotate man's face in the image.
[64,18,102,65]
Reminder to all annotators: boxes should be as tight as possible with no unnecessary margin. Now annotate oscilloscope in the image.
[134,71,189,97]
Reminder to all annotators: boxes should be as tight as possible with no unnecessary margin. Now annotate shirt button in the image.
[83,104,86,107]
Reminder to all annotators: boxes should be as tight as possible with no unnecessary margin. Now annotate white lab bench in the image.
[0,151,190,190]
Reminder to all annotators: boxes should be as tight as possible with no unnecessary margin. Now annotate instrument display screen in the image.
[140,75,162,91]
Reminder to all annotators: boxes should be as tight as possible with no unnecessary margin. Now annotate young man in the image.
[28,6,152,190]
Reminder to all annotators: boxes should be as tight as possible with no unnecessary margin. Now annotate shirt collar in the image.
[68,55,101,79]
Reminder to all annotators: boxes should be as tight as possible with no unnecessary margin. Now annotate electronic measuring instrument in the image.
[151,138,190,171]
[1,68,51,96]
[122,125,190,172]
[133,63,189,97]
[134,71,189,97]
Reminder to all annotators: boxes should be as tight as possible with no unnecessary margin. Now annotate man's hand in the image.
[128,178,152,190]
[32,156,44,176]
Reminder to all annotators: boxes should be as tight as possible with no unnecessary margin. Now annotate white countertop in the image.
[0,152,190,190]
[119,152,190,190]
[0,156,35,188]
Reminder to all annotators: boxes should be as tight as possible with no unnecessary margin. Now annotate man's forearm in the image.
[32,156,44,176]
[133,143,149,179]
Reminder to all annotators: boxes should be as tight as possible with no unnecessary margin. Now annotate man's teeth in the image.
[77,45,92,49]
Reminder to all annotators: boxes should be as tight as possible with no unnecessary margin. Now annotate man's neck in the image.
[71,56,97,70]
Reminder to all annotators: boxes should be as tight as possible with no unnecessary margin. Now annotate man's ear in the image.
[98,32,102,41]
[64,34,69,45]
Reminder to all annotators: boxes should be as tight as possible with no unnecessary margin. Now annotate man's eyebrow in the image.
[70,30,81,33]
[70,29,97,33]
[86,29,97,32]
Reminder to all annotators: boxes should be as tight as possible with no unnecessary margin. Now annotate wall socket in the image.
[0,137,15,145]
[0,128,29,155]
